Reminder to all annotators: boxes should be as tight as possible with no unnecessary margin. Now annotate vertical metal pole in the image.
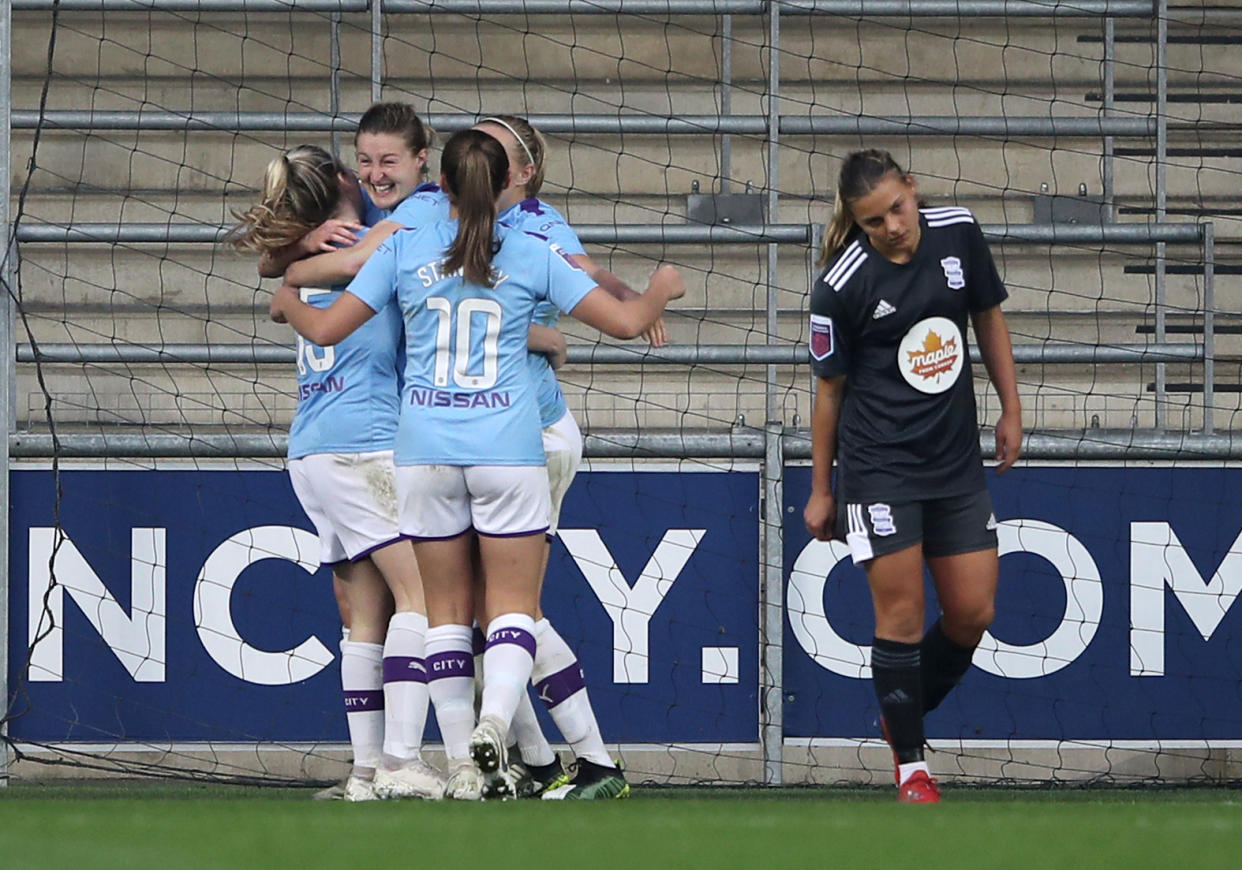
[330,12,342,158]
[1102,16,1115,222]
[1154,0,1168,428]
[0,0,13,788]
[1202,222,1214,434]
[761,0,783,787]
[371,0,383,104]
[720,14,732,193]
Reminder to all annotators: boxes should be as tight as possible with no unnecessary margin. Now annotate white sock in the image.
[425,624,476,763]
[381,611,430,763]
[898,760,930,786]
[509,689,557,767]
[340,640,384,771]
[480,613,537,732]
[533,618,612,767]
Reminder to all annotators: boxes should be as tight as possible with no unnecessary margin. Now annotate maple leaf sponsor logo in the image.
[906,329,960,381]
[896,316,964,395]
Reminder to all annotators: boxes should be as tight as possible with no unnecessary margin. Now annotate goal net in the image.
[3,0,1239,788]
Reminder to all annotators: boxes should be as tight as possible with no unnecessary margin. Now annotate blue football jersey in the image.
[388,183,450,229]
[346,219,599,466]
[362,182,448,227]
[288,229,403,459]
[361,185,387,226]
[499,199,588,428]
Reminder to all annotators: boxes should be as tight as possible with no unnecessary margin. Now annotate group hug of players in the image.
[232,103,1021,805]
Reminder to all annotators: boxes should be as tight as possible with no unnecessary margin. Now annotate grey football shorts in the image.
[833,488,998,565]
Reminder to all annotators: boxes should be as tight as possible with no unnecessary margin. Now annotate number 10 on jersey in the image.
[426,296,502,390]
[296,287,335,376]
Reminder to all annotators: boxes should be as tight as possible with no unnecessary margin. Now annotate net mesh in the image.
[3,2,1240,787]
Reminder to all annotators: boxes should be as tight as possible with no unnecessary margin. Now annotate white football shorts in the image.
[288,450,404,565]
[543,410,583,535]
[395,464,551,539]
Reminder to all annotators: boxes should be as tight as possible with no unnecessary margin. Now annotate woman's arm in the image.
[283,219,403,287]
[528,324,568,370]
[269,285,377,347]
[571,253,667,347]
[567,264,684,340]
[804,375,846,541]
[972,304,1023,473]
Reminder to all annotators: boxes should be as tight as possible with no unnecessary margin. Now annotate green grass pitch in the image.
[1,782,1238,870]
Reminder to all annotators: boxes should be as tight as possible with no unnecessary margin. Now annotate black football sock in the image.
[920,618,977,714]
[871,637,924,764]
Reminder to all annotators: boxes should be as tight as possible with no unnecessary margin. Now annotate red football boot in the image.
[897,770,941,804]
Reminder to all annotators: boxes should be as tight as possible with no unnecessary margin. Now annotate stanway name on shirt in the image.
[417,259,511,288]
[408,387,512,409]
[299,376,345,401]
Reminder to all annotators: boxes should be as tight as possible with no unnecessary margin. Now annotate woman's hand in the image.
[528,324,569,370]
[299,218,363,255]
[804,490,838,542]
[994,407,1023,473]
[649,264,686,302]
[642,316,668,348]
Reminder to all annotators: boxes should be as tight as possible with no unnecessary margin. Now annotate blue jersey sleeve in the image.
[543,242,599,314]
[388,184,449,230]
[508,200,587,258]
[345,237,399,314]
[533,216,585,257]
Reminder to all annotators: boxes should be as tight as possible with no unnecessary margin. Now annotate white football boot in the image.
[373,757,447,801]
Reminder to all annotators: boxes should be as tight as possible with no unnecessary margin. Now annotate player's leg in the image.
[335,558,395,801]
[535,412,625,799]
[312,574,353,800]
[334,574,351,638]
[844,497,936,801]
[415,532,480,799]
[867,544,942,803]
[396,463,482,799]
[922,489,999,715]
[479,411,583,797]
[468,464,549,799]
[923,548,996,707]
[367,539,443,799]
[473,551,562,797]
[304,451,440,799]
[289,454,385,801]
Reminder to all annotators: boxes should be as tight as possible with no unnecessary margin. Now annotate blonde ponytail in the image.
[818,187,860,268]
[229,145,342,255]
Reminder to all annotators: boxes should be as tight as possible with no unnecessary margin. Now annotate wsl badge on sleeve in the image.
[549,243,584,271]
[809,314,834,360]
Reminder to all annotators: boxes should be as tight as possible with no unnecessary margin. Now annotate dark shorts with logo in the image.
[833,488,997,565]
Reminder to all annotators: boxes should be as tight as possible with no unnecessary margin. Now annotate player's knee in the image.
[944,601,994,643]
[874,604,925,643]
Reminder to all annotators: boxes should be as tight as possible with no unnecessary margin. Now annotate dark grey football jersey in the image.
[808,207,1008,502]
